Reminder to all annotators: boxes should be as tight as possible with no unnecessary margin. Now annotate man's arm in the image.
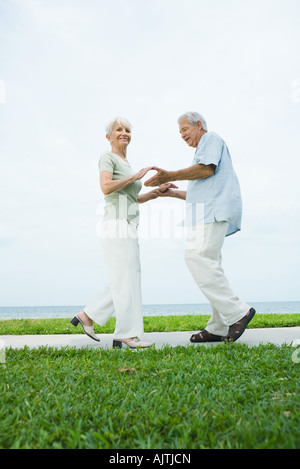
[144,164,216,186]
[158,189,187,200]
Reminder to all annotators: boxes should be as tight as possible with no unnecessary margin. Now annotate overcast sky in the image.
[1,0,300,307]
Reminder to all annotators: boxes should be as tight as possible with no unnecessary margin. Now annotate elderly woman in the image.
[71,117,176,348]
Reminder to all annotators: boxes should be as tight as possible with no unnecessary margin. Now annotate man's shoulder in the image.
[197,131,225,152]
[203,131,224,143]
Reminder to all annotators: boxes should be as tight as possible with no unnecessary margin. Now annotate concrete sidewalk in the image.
[1,327,299,350]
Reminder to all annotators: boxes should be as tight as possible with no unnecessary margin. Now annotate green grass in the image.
[0,313,299,335]
[1,314,299,449]
[0,344,299,449]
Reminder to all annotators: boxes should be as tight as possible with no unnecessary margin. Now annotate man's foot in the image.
[226,308,256,343]
[190,329,224,343]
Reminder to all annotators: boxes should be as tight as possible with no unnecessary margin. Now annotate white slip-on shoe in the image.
[70,316,100,342]
[112,337,153,349]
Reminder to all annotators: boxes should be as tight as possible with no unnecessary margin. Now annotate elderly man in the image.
[145,111,255,343]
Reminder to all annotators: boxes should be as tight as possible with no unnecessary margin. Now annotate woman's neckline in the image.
[110,151,131,167]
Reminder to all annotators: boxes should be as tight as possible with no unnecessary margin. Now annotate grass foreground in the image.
[0,314,299,449]
[0,344,299,449]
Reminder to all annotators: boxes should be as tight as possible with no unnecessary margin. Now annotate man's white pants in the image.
[185,221,250,336]
[84,220,144,340]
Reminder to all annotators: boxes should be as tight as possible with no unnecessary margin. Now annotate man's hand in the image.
[144,167,171,186]
[137,183,178,204]
[145,164,216,187]
[156,183,178,197]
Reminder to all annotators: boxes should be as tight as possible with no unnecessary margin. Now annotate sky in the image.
[0,0,300,307]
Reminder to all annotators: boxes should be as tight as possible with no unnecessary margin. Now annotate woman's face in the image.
[107,122,131,148]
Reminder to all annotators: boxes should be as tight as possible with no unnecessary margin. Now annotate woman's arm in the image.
[137,190,159,204]
[100,167,152,195]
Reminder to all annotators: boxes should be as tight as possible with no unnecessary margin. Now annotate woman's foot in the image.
[112,337,153,349]
[77,310,93,327]
[70,311,100,342]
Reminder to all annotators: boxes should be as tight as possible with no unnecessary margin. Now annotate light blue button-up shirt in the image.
[186,131,242,237]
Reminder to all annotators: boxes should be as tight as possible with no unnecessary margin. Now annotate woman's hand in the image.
[137,188,160,203]
[147,183,179,201]
[156,183,179,197]
[156,183,187,200]
[134,167,154,181]
[138,183,186,203]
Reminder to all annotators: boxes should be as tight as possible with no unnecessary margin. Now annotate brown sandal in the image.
[226,308,256,342]
[190,329,224,343]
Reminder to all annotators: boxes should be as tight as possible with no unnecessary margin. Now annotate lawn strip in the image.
[0,313,299,335]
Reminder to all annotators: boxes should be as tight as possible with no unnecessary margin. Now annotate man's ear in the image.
[197,120,203,131]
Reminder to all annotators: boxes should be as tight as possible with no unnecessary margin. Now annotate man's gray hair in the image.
[105,117,132,136]
[177,112,208,131]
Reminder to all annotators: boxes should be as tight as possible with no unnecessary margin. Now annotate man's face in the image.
[179,118,203,148]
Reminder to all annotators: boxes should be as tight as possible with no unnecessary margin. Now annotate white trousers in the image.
[185,221,250,336]
[84,220,144,339]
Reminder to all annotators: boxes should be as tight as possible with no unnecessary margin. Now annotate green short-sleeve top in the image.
[99,151,142,224]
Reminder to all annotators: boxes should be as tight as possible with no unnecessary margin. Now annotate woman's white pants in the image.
[84,220,144,339]
[185,221,250,336]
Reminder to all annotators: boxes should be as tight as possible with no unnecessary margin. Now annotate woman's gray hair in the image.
[105,117,132,136]
[177,112,208,131]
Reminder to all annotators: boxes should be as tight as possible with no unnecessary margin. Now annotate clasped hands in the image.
[144,166,171,187]
[143,166,176,198]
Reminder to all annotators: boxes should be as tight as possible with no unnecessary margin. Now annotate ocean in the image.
[0,301,300,320]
